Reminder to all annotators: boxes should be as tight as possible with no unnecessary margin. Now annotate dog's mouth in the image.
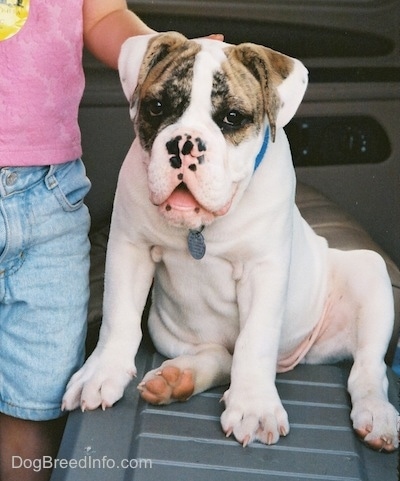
[164,182,202,213]
[156,182,233,228]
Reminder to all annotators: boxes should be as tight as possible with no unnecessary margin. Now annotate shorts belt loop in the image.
[45,165,58,190]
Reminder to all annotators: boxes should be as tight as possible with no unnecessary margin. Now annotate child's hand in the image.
[207,34,224,41]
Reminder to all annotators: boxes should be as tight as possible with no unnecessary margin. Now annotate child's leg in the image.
[0,161,91,478]
[0,414,66,481]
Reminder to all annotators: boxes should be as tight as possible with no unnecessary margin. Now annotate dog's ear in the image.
[227,44,308,141]
[119,32,189,119]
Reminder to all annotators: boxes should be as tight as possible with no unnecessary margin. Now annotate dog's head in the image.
[119,32,308,229]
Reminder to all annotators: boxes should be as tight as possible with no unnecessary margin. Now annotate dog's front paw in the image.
[62,350,136,412]
[351,397,399,452]
[138,365,195,405]
[220,389,289,446]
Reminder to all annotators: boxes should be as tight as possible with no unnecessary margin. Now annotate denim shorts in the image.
[0,159,91,421]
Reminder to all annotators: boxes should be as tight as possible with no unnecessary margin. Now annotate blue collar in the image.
[254,127,269,172]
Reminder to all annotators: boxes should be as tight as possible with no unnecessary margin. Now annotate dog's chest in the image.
[151,247,240,345]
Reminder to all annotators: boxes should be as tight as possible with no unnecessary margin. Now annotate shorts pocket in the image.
[47,160,91,212]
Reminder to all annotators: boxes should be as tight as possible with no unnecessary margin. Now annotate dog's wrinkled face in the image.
[119,33,308,229]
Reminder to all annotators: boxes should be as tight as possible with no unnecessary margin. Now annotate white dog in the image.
[63,32,398,451]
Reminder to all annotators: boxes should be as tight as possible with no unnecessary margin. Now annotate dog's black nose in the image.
[167,136,182,169]
[182,140,194,155]
[166,136,182,156]
[166,134,207,170]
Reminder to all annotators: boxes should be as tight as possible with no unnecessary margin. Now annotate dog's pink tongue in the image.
[167,187,200,211]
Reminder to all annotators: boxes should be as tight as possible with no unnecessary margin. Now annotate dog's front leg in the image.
[221,260,290,446]
[62,235,155,412]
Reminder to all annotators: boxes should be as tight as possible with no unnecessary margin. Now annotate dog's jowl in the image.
[63,32,399,452]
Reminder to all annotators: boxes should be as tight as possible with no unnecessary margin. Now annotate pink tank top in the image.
[0,0,84,166]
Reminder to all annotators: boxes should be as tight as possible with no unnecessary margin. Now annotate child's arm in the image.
[83,0,155,69]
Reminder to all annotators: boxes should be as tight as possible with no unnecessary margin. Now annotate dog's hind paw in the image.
[138,365,195,404]
[351,398,399,452]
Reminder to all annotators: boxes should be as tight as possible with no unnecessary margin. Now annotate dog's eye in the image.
[217,110,249,132]
[147,99,164,117]
[224,111,244,126]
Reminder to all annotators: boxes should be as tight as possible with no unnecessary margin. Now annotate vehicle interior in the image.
[51,1,399,480]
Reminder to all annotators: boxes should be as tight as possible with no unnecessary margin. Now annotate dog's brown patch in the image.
[225,43,294,141]
[134,33,201,152]
[212,63,264,146]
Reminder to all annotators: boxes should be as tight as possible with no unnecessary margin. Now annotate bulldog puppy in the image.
[63,32,398,451]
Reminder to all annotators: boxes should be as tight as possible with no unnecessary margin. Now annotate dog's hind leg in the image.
[331,249,399,452]
[138,344,232,405]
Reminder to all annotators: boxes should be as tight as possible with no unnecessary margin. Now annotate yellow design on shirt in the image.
[0,0,29,41]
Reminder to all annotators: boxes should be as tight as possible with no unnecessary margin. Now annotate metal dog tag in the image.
[187,228,206,260]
